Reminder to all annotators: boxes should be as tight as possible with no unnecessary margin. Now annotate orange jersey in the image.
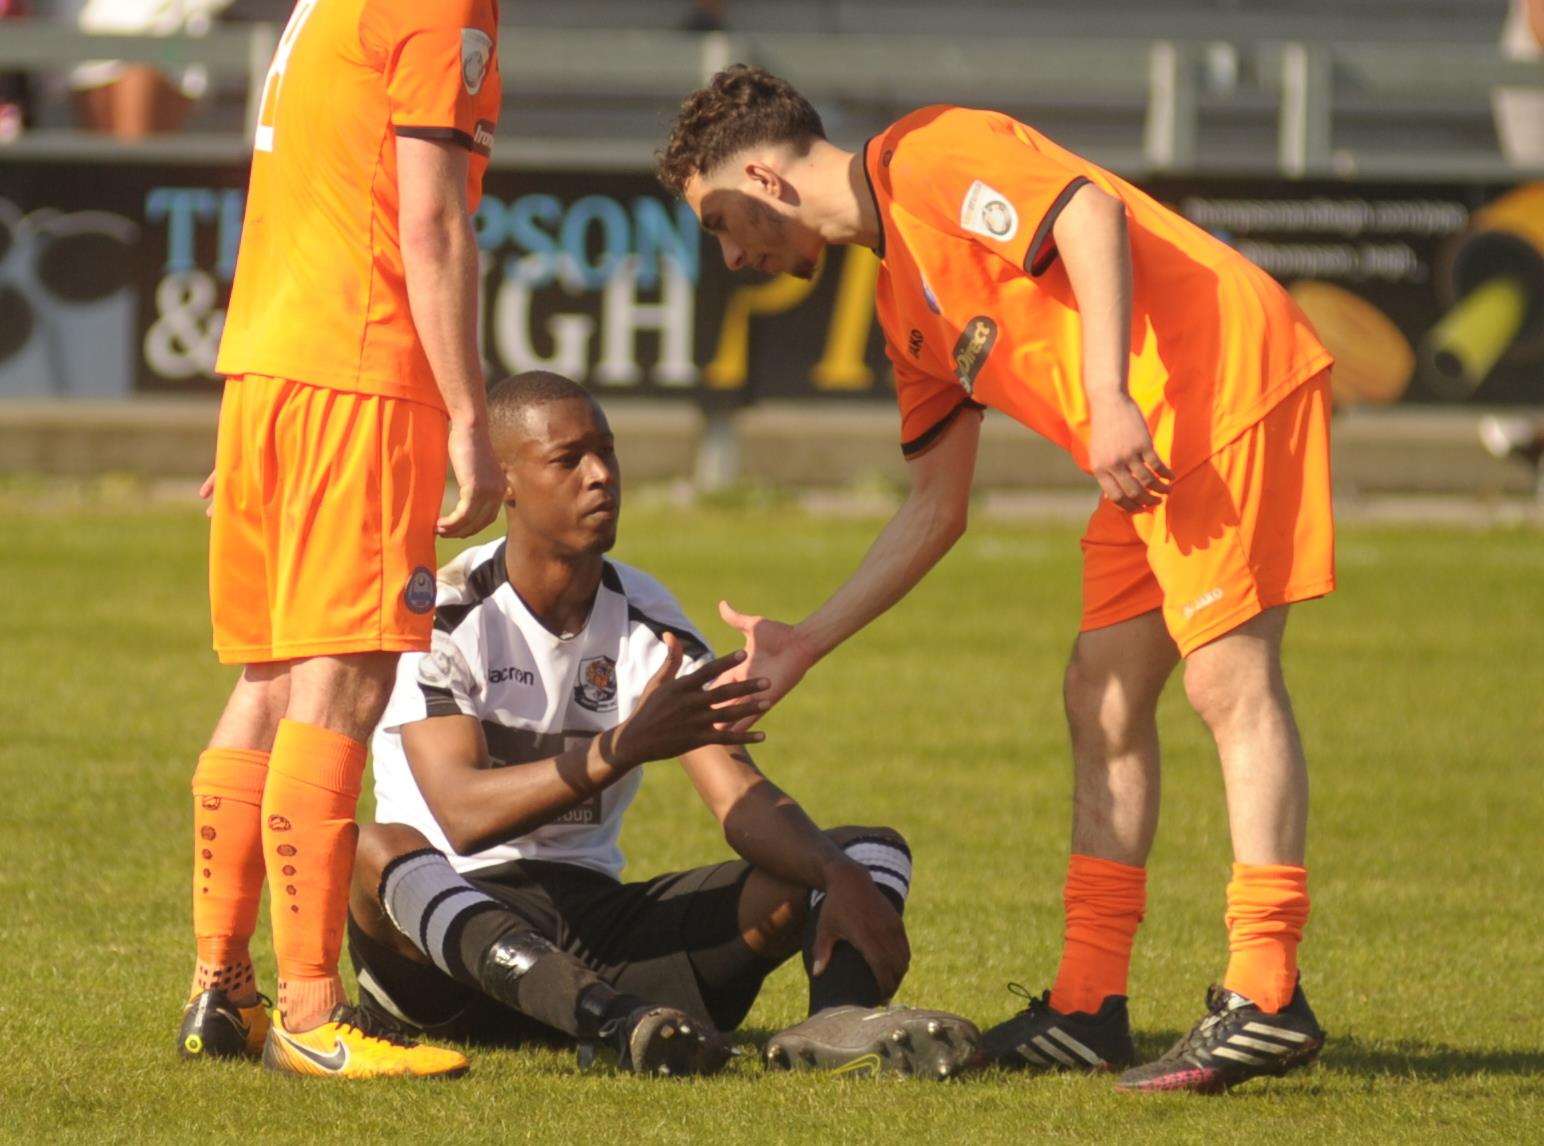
[866,107,1333,472]
[215,0,501,411]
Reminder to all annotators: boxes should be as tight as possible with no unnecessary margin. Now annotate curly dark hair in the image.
[657,65,825,195]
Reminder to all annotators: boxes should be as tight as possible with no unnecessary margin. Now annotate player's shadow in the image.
[1133,1030,1544,1081]
[1325,1035,1544,1080]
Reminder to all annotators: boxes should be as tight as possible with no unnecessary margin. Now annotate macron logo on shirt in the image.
[488,665,535,686]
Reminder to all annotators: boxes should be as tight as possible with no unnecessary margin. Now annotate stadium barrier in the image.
[0,23,1540,495]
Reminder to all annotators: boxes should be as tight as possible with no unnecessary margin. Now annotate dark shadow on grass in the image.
[1324,1035,1544,1080]
[1132,1030,1544,1081]
[1133,1028,1185,1062]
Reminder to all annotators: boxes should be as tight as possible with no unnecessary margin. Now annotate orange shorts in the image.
[209,374,448,665]
[1080,371,1335,656]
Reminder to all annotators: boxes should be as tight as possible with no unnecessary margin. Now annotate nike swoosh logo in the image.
[831,1052,883,1077]
[277,1030,349,1072]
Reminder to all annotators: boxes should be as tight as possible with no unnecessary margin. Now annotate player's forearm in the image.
[401,208,487,428]
[720,777,856,892]
[433,737,630,854]
[1055,187,1133,408]
[794,489,966,660]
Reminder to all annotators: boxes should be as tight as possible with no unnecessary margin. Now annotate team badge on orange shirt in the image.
[959,180,1019,242]
[405,567,437,614]
[461,28,493,95]
[574,655,618,713]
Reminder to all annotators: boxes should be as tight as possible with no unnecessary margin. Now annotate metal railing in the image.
[0,21,1540,177]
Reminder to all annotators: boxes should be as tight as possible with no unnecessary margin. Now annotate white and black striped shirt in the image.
[372,538,713,879]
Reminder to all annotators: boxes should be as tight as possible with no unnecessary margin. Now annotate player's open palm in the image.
[606,636,769,768]
[439,421,505,538]
[714,601,816,727]
[810,861,911,998]
[1088,392,1175,512]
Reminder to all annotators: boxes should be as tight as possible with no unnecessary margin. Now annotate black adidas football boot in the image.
[1116,981,1324,1094]
[978,985,1136,1071]
[177,989,270,1060]
[763,1005,980,1079]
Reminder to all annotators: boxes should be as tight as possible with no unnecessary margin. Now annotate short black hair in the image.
[487,371,596,437]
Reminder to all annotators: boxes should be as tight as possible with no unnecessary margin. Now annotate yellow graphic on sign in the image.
[703,256,825,389]
[811,246,881,390]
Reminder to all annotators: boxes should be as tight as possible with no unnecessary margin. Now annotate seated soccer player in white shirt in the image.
[348,371,979,1078]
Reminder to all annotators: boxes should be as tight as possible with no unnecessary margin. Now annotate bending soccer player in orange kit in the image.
[658,67,1333,1094]
[179,0,505,1079]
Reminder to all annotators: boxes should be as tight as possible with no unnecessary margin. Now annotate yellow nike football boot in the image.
[178,989,271,1060]
[262,1004,469,1079]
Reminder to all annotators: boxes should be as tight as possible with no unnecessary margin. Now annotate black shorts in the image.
[348,856,781,1046]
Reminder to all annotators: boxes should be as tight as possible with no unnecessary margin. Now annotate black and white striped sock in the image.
[805,833,913,1014]
[812,834,913,913]
[378,848,505,982]
[376,848,635,1038]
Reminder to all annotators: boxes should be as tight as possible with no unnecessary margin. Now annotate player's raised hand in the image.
[605,635,770,768]
[810,861,911,997]
[1088,392,1174,513]
[439,420,505,538]
[713,601,817,728]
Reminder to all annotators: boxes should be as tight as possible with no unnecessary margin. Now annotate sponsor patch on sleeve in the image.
[959,180,1020,243]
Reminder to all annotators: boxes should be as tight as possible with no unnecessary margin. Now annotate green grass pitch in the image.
[1,492,1540,1142]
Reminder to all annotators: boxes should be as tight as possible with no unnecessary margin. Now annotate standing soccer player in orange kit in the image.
[658,66,1333,1094]
[178,0,504,1079]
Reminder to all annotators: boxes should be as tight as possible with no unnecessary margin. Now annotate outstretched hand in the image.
[713,600,818,729]
[604,635,770,769]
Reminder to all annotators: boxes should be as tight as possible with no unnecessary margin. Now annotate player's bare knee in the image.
[286,651,403,739]
[1183,654,1278,731]
[207,661,292,750]
[355,822,433,898]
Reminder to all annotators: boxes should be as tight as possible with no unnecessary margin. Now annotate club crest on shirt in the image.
[404,566,436,614]
[461,28,493,95]
[960,180,1019,242]
[574,655,618,713]
[952,316,998,394]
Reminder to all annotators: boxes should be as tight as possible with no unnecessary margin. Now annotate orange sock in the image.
[191,748,269,1005]
[1223,863,1309,1013]
[1048,854,1147,1014]
[262,719,366,1029]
